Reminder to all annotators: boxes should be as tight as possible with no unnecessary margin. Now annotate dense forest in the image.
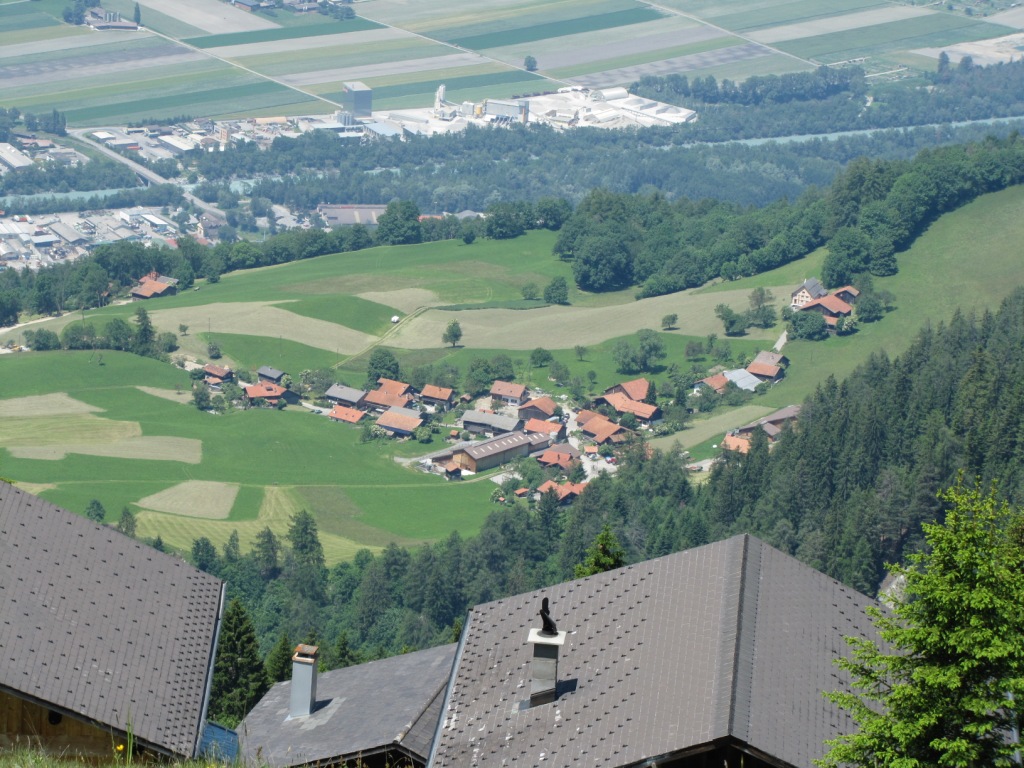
[188,287,1024,722]
[4,132,1024,330]
[632,56,1024,141]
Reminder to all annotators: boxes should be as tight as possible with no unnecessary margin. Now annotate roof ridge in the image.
[728,534,761,743]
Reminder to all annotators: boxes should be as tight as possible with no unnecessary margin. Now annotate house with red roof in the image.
[696,373,729,395]
[603,377,650,402]
[419,384,454,411]
[594,391,660,423]
[518,396,558,421]
[329,405,365,424]
[490,380,528,405]
[578,411,630,445]
[523,417,566,441]
[130,272,178,300]
[536,479,588,504]
[203,363,234,389]
[376,408,423,437]
[244,381,299,407]
[364,389,413,412]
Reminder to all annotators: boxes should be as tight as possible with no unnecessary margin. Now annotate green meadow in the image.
[444,7,664,49]
[0,352,494,564]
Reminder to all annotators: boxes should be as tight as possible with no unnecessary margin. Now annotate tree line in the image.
[555,132,1024,297]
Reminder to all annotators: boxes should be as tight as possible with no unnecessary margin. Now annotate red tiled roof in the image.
[721,433,751,454]
[598,392,659,421]
[524,418,563,435]
[376,411,423,434]
[421,384,454,401]
[329,405,365,424]
[575,409,602,426]
[204,364,232,378]
[537,450,573,469]
[699,374,728,394]
[245,382,286,399]
[746,362,782,379]
[611,378,650,402]
[537,479,588,501]
[519,396,558,417]
[802,294,852,316]
[582,414,628,444]
[834,285,860,297]
[365,390,413,409]
[377,378,411,396]
[490,380,527,400]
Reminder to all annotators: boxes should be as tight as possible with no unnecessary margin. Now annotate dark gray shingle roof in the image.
[240,644,457,767]
[430,535,878,768]
[0,483,224,757]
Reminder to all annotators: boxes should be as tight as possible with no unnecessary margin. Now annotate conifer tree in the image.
[574,524,626,578]
[85,499,106,523]
[820,481,1024,768]
[265,632,292,682]
[210,599,269,726]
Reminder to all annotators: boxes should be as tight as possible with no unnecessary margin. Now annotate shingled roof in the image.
[0,483,224,757]
[429,534,878,768]
[240,644,457,767]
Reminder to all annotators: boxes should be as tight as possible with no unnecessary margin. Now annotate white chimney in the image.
[528,598,567,707]
[289,644,319,718]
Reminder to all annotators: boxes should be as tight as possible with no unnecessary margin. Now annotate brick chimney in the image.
[289,644,319,718]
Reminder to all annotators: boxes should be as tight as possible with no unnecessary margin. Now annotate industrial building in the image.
[342,81,373,118]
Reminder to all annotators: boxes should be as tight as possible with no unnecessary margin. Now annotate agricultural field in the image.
[6,185,1024,554]
[3,0,1021,124]
[0,352,495,564]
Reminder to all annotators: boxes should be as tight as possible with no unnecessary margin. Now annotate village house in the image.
[723,368,762,392]
[695,372,728,395]
[833,285,860,305]
[790,277,827,308]
[257,365,287,385]
[800,293,853,329]
[244,381,299,407]
[517,395,559,422]
[593,391,660,423]
[376,407,424,437]
[721,405,801,454]
[536,478,588,503]
[0,484,225,760]
[603,377,650,402]
[745,350,788,384]
[489,380,528,406]
[577,410,630,445]
[536,443,580,471]
[419,384,454,411]
[523,417,566,441]
[203,363,234,389]
[130,271,178,300]
[324,383,366,410]
[328,404,365,424]
[365,378,414,412]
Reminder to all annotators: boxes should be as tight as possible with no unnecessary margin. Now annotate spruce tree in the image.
[85,499,106,523]
[210,599,269,726]
[265,632,293,682]
[574,525,626,578]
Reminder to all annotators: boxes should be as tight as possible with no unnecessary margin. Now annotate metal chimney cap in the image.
[292,644,319,663]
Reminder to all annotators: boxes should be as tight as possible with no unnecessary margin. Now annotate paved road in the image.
[67,128,224,220]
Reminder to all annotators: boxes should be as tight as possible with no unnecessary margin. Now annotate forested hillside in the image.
[196,289,1024,703]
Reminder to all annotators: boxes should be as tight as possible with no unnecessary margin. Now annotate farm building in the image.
[523,417,566,441]
[325,383,366,409]
[240,644,456,768]
[0,143,33,171]
[603,378,650,402]
[449,432,550,473]
[518,396,558,421]
[0,484,225,759]
[376,407,424,436]
[461,410,522,435]
[329,405,364,424]
[257,366,287,384]
[420,384,455,411]
[593,391,660,423]
[130,272,178,300]
[489,380,528,405]
[244,381,299,406]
